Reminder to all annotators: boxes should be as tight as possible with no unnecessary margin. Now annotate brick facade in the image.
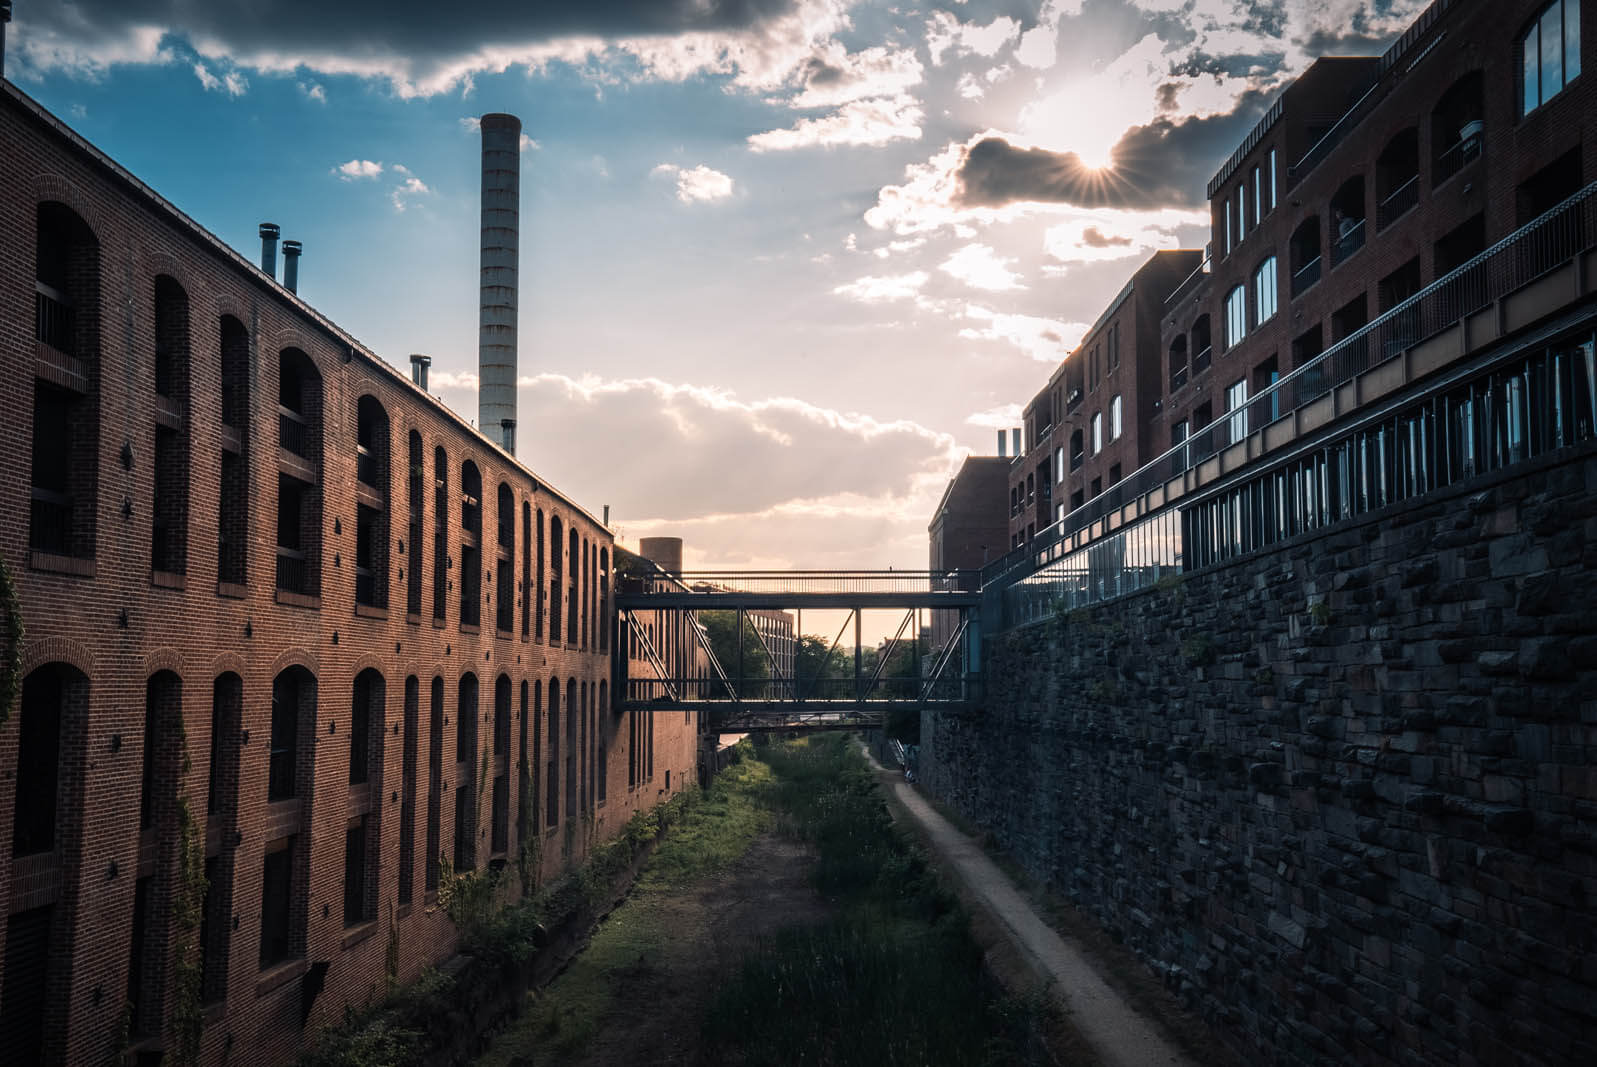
[0,81,698,1064]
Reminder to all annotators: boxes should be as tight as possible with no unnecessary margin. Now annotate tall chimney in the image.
[259,222,280,278]
[2,3,14,82]
[479,113,521,452]
[1011,428,1021,456]
[282,240,302,294]
[410,354,431,390]
[997,430,1006,458]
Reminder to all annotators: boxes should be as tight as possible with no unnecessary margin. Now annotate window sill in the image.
[255,958,308,999]
[152,570,186,591]
[496,628,514,641]
[354,603,389,620]
[217,581,248,600]
[34,343,87,392]
[29,551,94,578]
[275,589,321,610]
[341,920,379,951]
[406,612,422,626]
[432,617,446,629]
[459,623,480,635]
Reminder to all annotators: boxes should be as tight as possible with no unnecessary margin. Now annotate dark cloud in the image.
[1080,227,1132,248]
[953,89,1271,211]
[16,0,805,70]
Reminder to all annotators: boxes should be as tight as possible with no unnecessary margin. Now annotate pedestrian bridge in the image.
[614,570,983,730]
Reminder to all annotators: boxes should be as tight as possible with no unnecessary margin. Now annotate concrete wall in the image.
[923,443,1597,1066]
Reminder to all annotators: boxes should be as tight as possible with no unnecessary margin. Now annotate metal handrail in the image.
[984,178,1597,589]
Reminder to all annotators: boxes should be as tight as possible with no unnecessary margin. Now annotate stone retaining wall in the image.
[922,445,1597,1065]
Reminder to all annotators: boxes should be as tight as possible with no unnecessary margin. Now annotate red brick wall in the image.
[0,84,698,1065]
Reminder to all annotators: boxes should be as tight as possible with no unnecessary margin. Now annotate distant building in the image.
[928,455,1008,653]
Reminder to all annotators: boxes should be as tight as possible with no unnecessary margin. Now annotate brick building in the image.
[0,80,699,1064]
[927,455,1008,652]
[991,0,1596,591]
[1005,250,1202,548]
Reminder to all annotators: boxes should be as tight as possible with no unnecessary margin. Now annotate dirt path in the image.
[485,832,831,1067]
[870,750,1198,1067]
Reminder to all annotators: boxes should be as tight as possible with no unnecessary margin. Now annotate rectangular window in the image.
[268,686,296,802]
[343,819,367,926]
[1227,378,1249,441]
[1091,412,1103,454]
[1523,0,1581,114]
[1224,199,1232,253]
[1254,256,1278,324]
[1268,148,1277,211]
[1237,186,1246,238]
[1110,395,1123,441]
[259,842,293,968]
[1252,165,1262,222]
[1054,446,1064,483]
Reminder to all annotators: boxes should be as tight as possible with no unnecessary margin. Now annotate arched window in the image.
[355,396,390,609]
[151,277,191,576]
[459,462,482,627]
[1289,217,1321,298]
[535,508,546,641]
[263,666,316,970]
[599,549,610,652]
[1191,314,1212,374]
[495,483,515,633]
[202,673,242,1005]
[453,673,479,870]
[276,349,323,598]
[425,677,444,892]
[545,678,560,826]
[432,448,448,622]
[407,431,424,616]
[1330,175,1366,266]
[1375,128,1420,230]
[218,316,250,585]
[521,502,532,638]
[1168,335,1188,392]
[1224,285,1247,350]
[31,203,102,561]
[548,515,564,643]
[564,678,578,818]
[1432,71,1484,185]
[597,680,608,804]
[491,674,511,855]
[399,676,419,907]
[346,669,384,927]
[1253,256,1278,325]
[567,529,579,642]
[1069,429,1084,472]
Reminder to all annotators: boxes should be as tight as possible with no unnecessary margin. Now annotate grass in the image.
[477,745,774,1066]
[698,734,1053,1067]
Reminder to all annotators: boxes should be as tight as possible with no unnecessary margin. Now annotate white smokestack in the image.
[479,113,521,452]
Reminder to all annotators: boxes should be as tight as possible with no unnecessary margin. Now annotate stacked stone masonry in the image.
[923,445,1597,1066]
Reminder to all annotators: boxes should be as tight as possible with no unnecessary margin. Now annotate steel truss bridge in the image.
[615,571,983,731]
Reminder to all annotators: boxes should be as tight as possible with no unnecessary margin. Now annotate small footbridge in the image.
[615,570,984,731]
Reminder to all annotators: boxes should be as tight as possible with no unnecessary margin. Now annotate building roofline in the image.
[1,78,609,534]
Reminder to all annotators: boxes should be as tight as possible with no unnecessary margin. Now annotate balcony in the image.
[1331,219,1366,267]
[1377,176,1419,230]
[1169,365,1188,393]
[35,282,74,355]
[276,546,309,595]
[1069,450,1084,472]
[29,488,72,556]
[1291,257,1322,298]
[1434,124,1482,187]
[356,445,378,487]
[279,406,310,459]
[1192,345,1212,376]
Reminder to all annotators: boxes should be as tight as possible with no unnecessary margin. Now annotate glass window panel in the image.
[1542,6,1564,101]
[1568,0,1581,81]
[1525,22,1541,112]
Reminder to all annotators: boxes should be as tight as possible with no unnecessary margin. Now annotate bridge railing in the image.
[983,179,1597,609]
[619,570,982,596]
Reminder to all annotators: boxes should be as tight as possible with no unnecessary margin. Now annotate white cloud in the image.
[959,305,1089,363]
[520,133,540,152]
[334,159,384,181]
[192,62,220,91]
[832,271,929,304]
[748,94,923,152]
[222,69,248,96]
[966,404,1023,429]
[939,244,1024,291]
[789,44,923,108]
[925,12,1020,65]
[193,62,246,96]
[298,80,326,102]
[458,116,481,133]
[1040,207,1207,269]
[956,72,984,100]
[390,175,431,212]
[652,163,735,203]
[9,21,172,82]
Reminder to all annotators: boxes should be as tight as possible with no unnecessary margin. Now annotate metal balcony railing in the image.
[1331,219,1366,266]
[1377,175,1420,230]
[1170,364,1188,393]
[356,446,378,487]
[983,179,1597,598]
[35,282,74,355]
[29,489,72,555]
[276,546,309,595]
[1291,256,1322,297]
[1433,128,1482,186]
[278,407,310,459]
[1192,345,1213,376]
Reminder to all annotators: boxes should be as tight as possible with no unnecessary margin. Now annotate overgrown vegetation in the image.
[699,734,1051,1066]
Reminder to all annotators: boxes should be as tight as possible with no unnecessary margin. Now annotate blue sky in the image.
[7,0,1432,570]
